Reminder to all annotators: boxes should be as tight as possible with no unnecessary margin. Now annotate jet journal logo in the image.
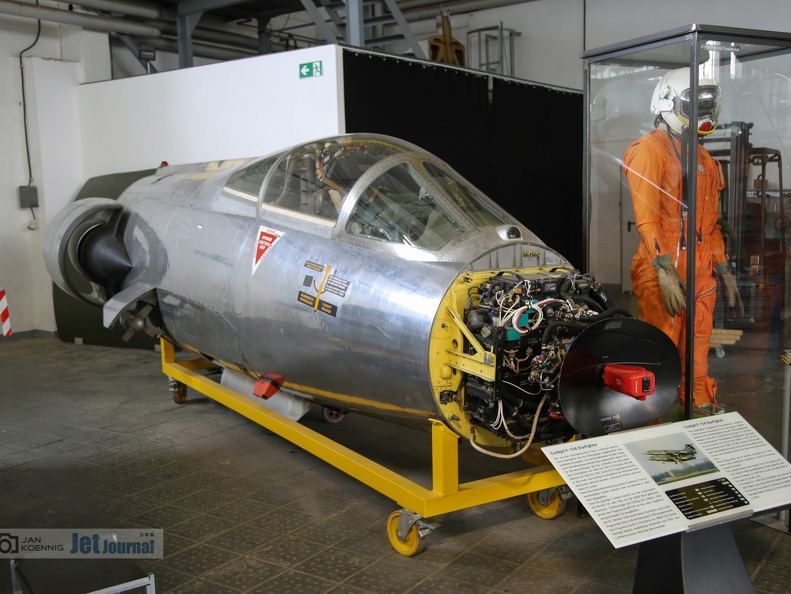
[0,529,163,559]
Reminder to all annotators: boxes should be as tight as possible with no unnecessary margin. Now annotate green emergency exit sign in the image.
[299,61,323,78]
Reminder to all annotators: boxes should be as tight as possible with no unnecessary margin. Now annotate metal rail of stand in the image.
[159,338,564,520]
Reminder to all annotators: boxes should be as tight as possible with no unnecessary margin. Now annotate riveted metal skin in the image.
[46,134,565,431]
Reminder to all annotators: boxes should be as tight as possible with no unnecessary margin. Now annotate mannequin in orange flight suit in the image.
[624,68,743,410]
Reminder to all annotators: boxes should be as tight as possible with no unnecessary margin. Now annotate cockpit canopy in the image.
[223,134,515,252]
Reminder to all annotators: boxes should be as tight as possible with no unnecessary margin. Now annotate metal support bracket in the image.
[395,509,438,541]
[535,485,572,507]
[97,3,158,75]
[535,487,554,508]
[445,307,495,380]
[395,509,421,541]
[256,14,273,54]
[317,0,347,38]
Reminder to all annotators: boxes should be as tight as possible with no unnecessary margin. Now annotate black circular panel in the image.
[559,317,681,436]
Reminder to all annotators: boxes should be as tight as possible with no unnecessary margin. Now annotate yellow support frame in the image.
[160,337,564,519]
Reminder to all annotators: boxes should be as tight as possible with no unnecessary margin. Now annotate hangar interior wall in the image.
[0,19,110,337]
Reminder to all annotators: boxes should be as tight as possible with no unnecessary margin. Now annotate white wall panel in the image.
[28,58,84,331]
[78,44,345,178]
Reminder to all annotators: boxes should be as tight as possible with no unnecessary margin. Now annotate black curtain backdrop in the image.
[343,50,584,269]
[489,78,584,268]
[342,50,491,191]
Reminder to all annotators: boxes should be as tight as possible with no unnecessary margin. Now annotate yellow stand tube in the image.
[161,338,564,542]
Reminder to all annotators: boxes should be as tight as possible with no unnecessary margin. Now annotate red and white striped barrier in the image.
[0,289,11,336]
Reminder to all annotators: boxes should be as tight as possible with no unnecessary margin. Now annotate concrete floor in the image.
[0,336,790,593]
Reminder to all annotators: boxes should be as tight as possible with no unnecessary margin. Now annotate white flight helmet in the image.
[650,67,721,135]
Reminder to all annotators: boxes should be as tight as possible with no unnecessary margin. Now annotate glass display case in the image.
[583,25,791,449]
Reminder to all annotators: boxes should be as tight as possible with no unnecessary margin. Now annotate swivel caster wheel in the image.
[528,487,567,519]
[386,510,428,556]
[169,378,187,404]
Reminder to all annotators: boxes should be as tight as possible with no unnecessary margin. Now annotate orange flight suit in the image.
[624,128,727,406]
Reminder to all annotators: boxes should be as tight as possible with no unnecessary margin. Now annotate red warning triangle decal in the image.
[253,226,283,274]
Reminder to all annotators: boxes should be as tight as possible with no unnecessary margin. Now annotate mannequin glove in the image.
[653,255,686,317]
[715,263,744,320]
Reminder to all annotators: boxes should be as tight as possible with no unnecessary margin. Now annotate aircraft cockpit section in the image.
[221,134,544,262]
[224,135,416,228]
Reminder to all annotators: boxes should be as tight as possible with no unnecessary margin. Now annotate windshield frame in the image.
[421,161,515,228]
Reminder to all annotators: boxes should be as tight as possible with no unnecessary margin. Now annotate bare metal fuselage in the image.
[45,134,679,447]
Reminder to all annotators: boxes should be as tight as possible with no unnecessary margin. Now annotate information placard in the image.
[543,412,791,548]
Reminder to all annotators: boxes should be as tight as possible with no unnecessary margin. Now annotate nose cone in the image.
[79,223,132,285]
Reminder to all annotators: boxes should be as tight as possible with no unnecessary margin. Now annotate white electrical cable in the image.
[525,304,544,331]
[495,280,532,327]
[502,379,541,396]
[510,305,530,334]
[499,399,538,440]
[490,399,505,430]
[535,298,565,307]
[468,394,548,459]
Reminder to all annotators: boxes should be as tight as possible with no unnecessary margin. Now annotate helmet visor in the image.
[679,85,721,120]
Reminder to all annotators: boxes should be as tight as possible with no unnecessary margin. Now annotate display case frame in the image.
[583,25,791,426]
